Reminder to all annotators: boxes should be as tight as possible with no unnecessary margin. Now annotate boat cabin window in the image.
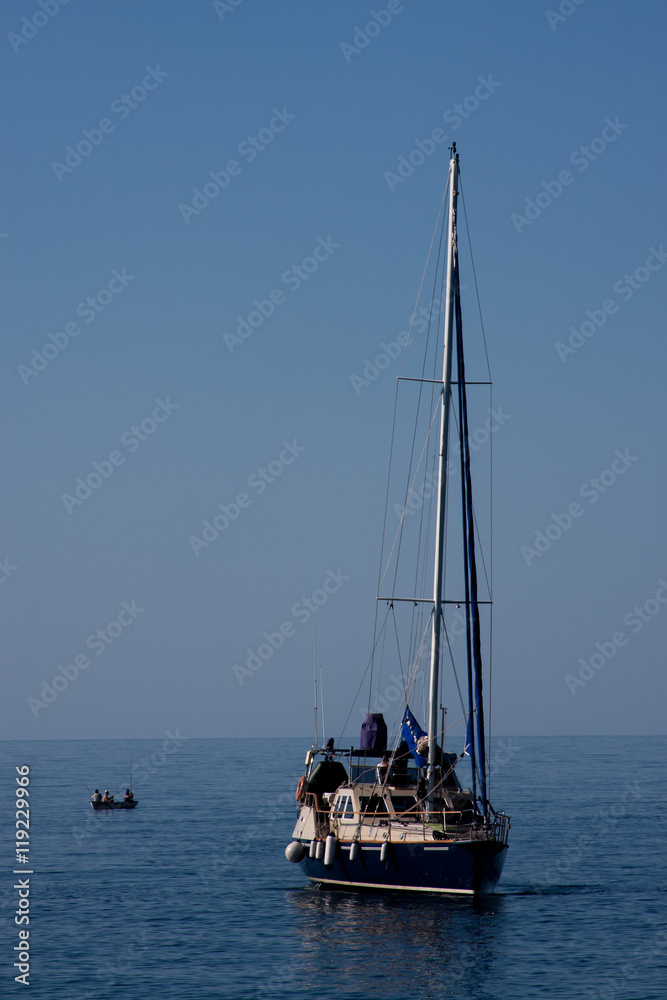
[360,795,388,816]
[350,764,377,783]
[350,763,419,786]
[332,794,355,818]
[390,795,419,818]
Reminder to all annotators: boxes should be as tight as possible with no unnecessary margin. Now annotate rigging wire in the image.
[390,603,405,686]
[339,603,393,742]
[396,180,450,381]
[377,401,441,597]
[369,175,446,711]
[346,167,496,801]
[383,609,433,753]
[458,171,492,381]
[388,223,447,600]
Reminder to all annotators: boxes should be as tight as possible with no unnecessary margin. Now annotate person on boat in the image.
[124,789,134,803]
[376,755,390,784]
[102,790,113,804]
[91,789,102,803]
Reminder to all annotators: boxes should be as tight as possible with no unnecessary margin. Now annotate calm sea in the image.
[1,736,665,1000]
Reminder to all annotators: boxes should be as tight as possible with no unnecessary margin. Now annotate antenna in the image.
[313,611,318,746]
[320,666,326,747]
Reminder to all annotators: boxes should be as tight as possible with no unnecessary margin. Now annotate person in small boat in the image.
[124,789,134,803]
[102,790,113,804]
[376,755,390,783]
[91,790,102,803]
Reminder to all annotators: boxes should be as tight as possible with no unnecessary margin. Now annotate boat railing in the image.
[492,811,511,845]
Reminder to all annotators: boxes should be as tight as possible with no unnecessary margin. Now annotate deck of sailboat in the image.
[293,769,509,848]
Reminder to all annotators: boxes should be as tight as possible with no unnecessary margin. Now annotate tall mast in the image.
[427,145,459,811]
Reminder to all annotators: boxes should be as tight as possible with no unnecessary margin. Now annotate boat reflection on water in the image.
[286,887,505,998]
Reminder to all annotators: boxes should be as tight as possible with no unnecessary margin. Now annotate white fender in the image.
[285,841,306,863]
[380,841,389,863]
[349,840,360,862]
[315,839,325,861]
[309,838,318,859]
[324,834,337,866]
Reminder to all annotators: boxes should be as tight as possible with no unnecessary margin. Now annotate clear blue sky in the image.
[2,0,666,740]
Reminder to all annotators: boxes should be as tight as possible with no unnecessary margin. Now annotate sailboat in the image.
[285,144,510,894]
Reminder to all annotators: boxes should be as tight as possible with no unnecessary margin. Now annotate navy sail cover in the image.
[360,713,387,750]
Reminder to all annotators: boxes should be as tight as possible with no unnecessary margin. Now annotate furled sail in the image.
[454,243,487,815]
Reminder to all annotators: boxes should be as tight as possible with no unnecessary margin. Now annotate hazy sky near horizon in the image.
[2,0,666,742]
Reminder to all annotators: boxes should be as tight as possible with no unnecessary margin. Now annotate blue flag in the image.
[401,706,427,768]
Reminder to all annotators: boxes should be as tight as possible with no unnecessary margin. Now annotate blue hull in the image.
[300,839,507,895]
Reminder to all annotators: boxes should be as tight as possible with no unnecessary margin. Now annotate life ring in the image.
[296,775,307,802]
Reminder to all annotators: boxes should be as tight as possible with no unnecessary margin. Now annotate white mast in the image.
[427,145,459,811]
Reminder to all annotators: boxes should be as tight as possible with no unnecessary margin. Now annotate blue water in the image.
[1,736,665,999]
